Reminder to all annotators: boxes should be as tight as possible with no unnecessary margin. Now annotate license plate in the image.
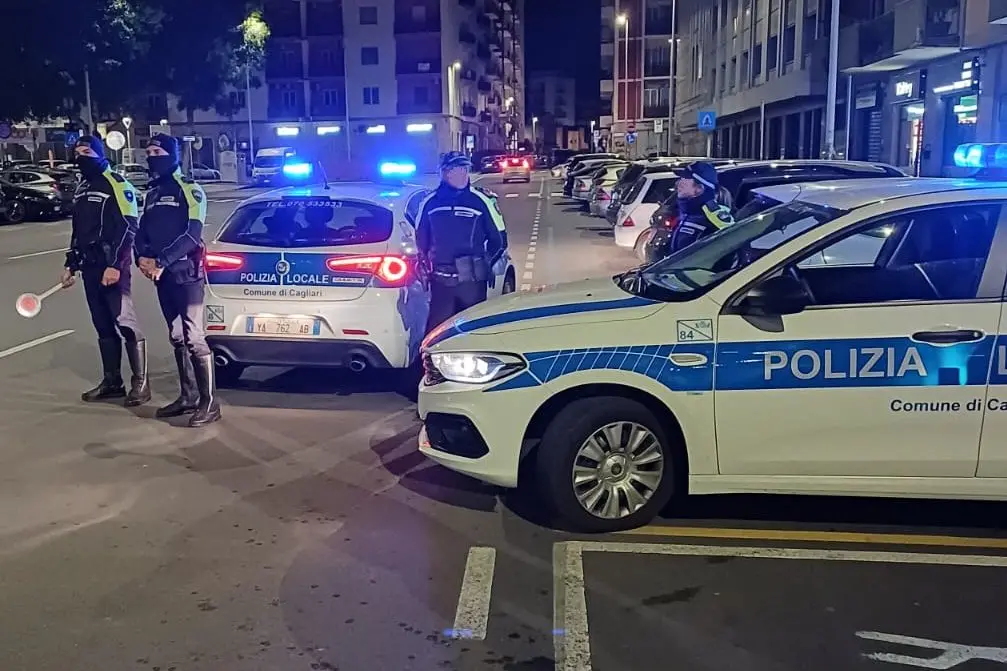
[245,316,320,336]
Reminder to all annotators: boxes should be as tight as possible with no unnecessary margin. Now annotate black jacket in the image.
[135,168,208,284]
[66,168,139,271]
[668,194,735,254]
[416,182,503,274]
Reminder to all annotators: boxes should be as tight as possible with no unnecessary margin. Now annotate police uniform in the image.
[135,134,220,427]
[417,153,504,331]
[668,162,736,254]
[66,135,150,406]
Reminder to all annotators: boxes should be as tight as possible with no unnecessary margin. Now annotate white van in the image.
[251,147,297,185]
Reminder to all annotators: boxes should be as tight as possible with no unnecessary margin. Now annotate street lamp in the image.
[241,11,270,162]
[449,61,462,122]
[590,119,596,151]
[615,14,630,150]
[122,116,133,152]
[532,116,538,151]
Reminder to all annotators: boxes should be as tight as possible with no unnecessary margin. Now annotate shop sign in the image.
[893,71,925,102]
[855,84,879,110]
[933,57,981,95]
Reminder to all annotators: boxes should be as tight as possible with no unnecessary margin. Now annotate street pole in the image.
[759,101,766,159]
[844,73,853,159]
[613,15,621,133]
[83,67,95,133]
[343,66,353,160]
[667,0,677,156]
[590,120,595,151]
[246,64,256,161]
[823,0,840,158]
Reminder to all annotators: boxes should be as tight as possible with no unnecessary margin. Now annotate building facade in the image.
[600,0,676,157]
[118,0,526,175]
[527,70,578,150]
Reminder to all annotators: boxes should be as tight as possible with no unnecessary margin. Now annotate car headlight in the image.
[427,352,525,385]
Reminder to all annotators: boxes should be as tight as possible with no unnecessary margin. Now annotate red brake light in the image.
[521,160,529,168]
[326,255,411,285]
[621,216,635,227]
[499,160,507,169]
[205,252,244,270]
[598,191,611,201]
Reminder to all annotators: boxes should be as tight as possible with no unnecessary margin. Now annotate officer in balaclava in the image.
[667,161,736,254]
[61,134,150,407]
[134,134,220,427]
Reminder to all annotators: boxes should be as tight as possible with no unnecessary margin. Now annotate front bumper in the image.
[418,377,549,488]
[207,335,393,368]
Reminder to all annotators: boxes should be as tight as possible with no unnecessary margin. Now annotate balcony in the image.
[306,1,343,36]
[480,110,493,123]
[264,0,301,38]
[395,15,440,34]
[644,60,672,78]
[485,62,501,78]
[462,103,477,118]
[460,27,477,44]
[489,32,502,51]
[460,67,477,82]
[841,0,962,73]
[478,77,492,92]
[397,100,442,115]
[265,53,304,79]
[396,58,442,75]
[477,42,491,60]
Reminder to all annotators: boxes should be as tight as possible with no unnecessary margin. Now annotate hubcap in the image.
[572,421,665,520]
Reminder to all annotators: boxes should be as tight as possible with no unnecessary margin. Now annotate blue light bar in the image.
[283,162,313,178]
[952,143,1007,169]
[379,161,416,177]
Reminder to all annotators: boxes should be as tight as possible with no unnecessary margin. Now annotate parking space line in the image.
[616,525,1007,550]
[554,542,591,671]
[8,247,68,260]
[447,546,497,640]
[0,330,75,360]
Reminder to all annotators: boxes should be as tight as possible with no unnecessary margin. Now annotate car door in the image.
[977,246,1007,477]
[714,201,1007,478]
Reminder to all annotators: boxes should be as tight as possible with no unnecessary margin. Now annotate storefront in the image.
[891,70,927,176]
[930,56,980,169]
[852,83,883,163]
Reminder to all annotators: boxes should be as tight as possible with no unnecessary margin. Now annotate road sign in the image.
[698,110,717,132]
[654,119,664,134]
[64,131,80,148]
[106,130,126,151]
[626,131,637,145]
[0,122,10,140]
[149,124,170,137]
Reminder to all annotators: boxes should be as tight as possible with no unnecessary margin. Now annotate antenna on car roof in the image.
[316,160,330,190]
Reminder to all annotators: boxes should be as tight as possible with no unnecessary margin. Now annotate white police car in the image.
[203,175,515,383]
[418,147,1007,532]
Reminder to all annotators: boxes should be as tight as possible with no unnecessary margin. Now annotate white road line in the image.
[529,193,541,198]
[523,271,534,280]
[447,546,497,640]
[551,192,564,197]
[527,252,536,260]
[505,193,520,198]
[0,330,75,360]
[525,261,535,270]
[538,178,546,197]
[8,247,68,260]
[554,542,591,671]
[520,283,532,291]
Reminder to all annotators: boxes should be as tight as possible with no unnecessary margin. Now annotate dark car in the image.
[477,151,508,173]
[640,160,906,263]
[603,157,733,224]
[0,168,77,221]
[562,157,628,197]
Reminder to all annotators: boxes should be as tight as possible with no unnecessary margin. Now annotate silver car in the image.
[588,165,627,217]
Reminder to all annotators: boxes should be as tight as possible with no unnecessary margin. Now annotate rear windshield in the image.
[254,155,284,168]
[218,199,394,248]
[617,165,646,188]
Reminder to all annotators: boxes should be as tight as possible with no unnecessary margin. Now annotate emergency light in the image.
[282,162,313,178]
[952,143,1007,169]
[379,161,417,178]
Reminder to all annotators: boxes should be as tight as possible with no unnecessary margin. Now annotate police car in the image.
[418,144,1007,532]
[203,173,515,383]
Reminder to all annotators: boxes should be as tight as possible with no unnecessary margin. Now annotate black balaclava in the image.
[147,133,180,178]
[74,135,108,180]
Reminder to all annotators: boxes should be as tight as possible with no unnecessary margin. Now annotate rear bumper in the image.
[501,169,530,181]
[207,335,394,368]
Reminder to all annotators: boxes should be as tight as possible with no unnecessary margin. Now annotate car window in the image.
[405,189,430,225]
[624,177,649,204]
[643,177,677,204]
[22,173,43,183]
[788,204,1001,305]
[218,199,395,248]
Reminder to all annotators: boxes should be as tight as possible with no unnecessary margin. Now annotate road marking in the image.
[529,193,542,198]
[857,631,1007,668]
[617,525,1007,550]
[520,283,532,291]
[523,271,534,280]
[525,261,535,269]
[527,252,536,260]
[447,546,496,640]
[505,193,520,198]
[554,542,591,671]
[0,330,74,360]
[551,192,564,197]
[8,247,68,260]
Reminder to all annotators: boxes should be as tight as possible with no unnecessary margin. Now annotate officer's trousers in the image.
[156,279,211,357]
[426,279,487,333]
[82,265,142,343]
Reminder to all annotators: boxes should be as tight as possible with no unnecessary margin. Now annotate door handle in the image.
[669,353,709,367]
[910,329,984,345]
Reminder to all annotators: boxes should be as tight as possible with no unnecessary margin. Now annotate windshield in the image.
[625,200,844,301]
[218,198,394,248]
[254,155,284,168]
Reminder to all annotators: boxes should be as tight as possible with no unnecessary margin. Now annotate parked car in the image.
[638,160,907,263]
[478,151,508,173]
[613,171,681,251]
[563,158,627,197]
[603,157,734,224]
[0,168,76,218]
[191,163,221,181]
[0,175,73,222]
[116,163,151,189]
[588,164,629,216]
[574,161,628,202]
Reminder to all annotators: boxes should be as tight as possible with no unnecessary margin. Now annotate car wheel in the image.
[215,362,246,387]
[502,270,516,294]
[634,229,654,262]
[3,201,27,224]
[535,396,676,532]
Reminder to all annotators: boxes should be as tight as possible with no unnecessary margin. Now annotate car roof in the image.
[761,177,1007,210]
[717,159,900,174]
[240,181,427,211]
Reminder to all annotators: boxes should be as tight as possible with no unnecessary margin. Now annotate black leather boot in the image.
[124,339,152,407]
[82,338,125,402]
[188,354,222,427]
[156,348,199,418]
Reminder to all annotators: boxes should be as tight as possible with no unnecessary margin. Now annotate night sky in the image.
[525,0,601,123]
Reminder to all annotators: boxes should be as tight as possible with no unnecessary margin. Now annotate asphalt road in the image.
[2,175,1007,671]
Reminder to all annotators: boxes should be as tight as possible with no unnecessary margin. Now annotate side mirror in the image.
[740,274,809,315]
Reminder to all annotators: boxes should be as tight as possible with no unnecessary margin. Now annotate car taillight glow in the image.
[621,216,635,227]
[325,255,411,284]
[521,160,529,168]
[205,252,244,270]
[598,191,611,201]
[499,161,507,169]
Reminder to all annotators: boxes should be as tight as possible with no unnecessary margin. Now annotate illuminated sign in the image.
[893,71,925,102]
[895,81,914,97]
[933,58,981,95]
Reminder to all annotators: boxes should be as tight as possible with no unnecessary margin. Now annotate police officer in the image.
[62,135,150,406]
[416,151,503,332]
[135,134,220,427]
[667,161,735,254]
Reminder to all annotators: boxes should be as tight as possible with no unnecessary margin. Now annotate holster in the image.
[454,255,488,283]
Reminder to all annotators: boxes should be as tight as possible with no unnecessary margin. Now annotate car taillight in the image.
[326,255,411,285]
[499,161,507,169]
[522,160,529,168]
[598,191,611,201]
[621,216,635,227]
[205,252,244,270]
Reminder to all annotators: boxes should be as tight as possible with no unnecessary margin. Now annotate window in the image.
[644,177,677,204]
[740,51,749,89]
[784,204,1000,305]
[229,91,247,108]
[361,47,379,65]
[803,13,817,55]
[320,89,340,107]
[282,89,298,109]
[752,43,763,78]
[767,35,779,70]
[363,86,380,105]
[359,6,377,24]
[783,25,796,64]
[411,4,426,21]
[414,86,429,104]
[219,199,395,248]
[730,57,737,90]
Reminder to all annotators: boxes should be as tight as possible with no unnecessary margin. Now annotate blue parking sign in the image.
[698,110,717,132]
[64,131,80,148]
[626,131,637,145]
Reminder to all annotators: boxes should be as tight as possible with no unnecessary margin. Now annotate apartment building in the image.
[600,0,676,157]
[133,0,526,174]
[527,71,578,149]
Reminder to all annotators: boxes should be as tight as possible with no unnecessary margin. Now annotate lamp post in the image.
[615,14,628,141]
[668,37,678,155]
[823,0,840,158]
[241,11,270,165]
[590,119,596,151]
[531,116,538,152]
